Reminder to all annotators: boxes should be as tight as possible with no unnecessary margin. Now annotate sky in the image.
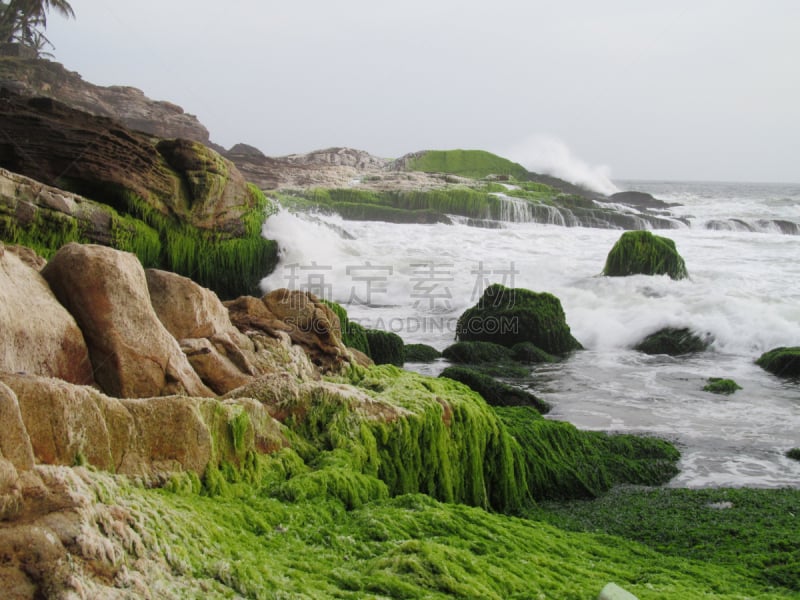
[45,0,800,184]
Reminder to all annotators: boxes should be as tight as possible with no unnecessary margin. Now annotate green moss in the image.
[97,472,791,598]
[756,346,800,379]
[510,342,558,364]
[603,230,688,280]
[442,341,514,364]
[403,344,441,363]
[635,327,710,356]
[0,206,87,258]
[110,211,161,267]
[787,448,800,461]
[703,377,742,394]
[531,486,800,592]
[405,149,529,180]
[365,330,404,366]
[439,366,550,414]
[456,284,582,354]
[322,300,370,356]
[497,406,680,500]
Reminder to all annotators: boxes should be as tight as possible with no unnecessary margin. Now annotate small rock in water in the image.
[598,582,639,600]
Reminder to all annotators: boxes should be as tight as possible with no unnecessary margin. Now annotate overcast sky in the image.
[46,1,799,183]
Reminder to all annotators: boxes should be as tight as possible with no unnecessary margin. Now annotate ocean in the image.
[261,180,800,489]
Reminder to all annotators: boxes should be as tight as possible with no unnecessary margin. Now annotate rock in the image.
[145,268,252,344]
[227,290,352,373]
[180,337,254,395]
[146,268,259,393]
[403,343,441,363]
[365,329,405,366]
[0,382,35,472]
[3,243,46,270]
[456,284,582,355]
[0,57,211,143]
[0,246,94,385]
[598,582,639,600]
[703,377,741,394]
[603,230,688,280]
[756,346,800,378]
[634,327,710,356]
[439,366,550,413]
[442,341,530,378]
[41,243,212,398]
[606,191,679,211]
[2,373,288,479]
[0,87,257,236]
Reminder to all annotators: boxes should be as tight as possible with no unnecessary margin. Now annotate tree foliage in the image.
[0,0,75,56]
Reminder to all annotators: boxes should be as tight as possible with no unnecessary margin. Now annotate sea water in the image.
[261,181,800,488]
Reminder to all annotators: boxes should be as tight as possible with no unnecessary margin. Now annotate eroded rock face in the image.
[0,244,94,385]
[0,56,211,143]
[0,88,257,235]
[41,243,212,399]
[226,289,351,373]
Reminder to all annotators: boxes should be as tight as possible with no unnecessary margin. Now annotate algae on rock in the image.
[603,230,688,280]
[456,284,582,355]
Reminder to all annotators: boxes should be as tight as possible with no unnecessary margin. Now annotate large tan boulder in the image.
[40,243,212,398]
[146,268,258,394]
[0,244,94,385]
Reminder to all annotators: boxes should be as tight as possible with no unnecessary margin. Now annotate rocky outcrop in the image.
[456,284,582,355]
[41,243,212,399]
[634,327,711,356]
[756,346,800,379]
[0,243,94,384]
[603,230,688,280]
[226,289,353,373]
[0,87,258,236]
[0,57,210,143]
[1,373,288,479]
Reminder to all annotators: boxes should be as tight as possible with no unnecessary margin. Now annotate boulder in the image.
[756,346,800,379]
[146,268,260,393]
[227,290,352,373]
[439,366,550,414]
[603,230,688,280]
[41,243,212,398]
[0,244,94,385]
[365,329,405,366]
[456,284,582,355]
[403,343,441,363]
[634,327,710,356]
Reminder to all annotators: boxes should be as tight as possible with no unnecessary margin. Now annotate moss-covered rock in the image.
[403,343,441,363]
[443,341,514,364]
[756,346,800,379]
[439,366,550,414]
[456,284,582,354]
[703,378,741,395]
[511,342,558,364]
[603,230,688,280]
[497,406,680,500]
[786,448,800,462]
[322,300,370,356]
[364,330,405,366]
[634,327,710,356]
